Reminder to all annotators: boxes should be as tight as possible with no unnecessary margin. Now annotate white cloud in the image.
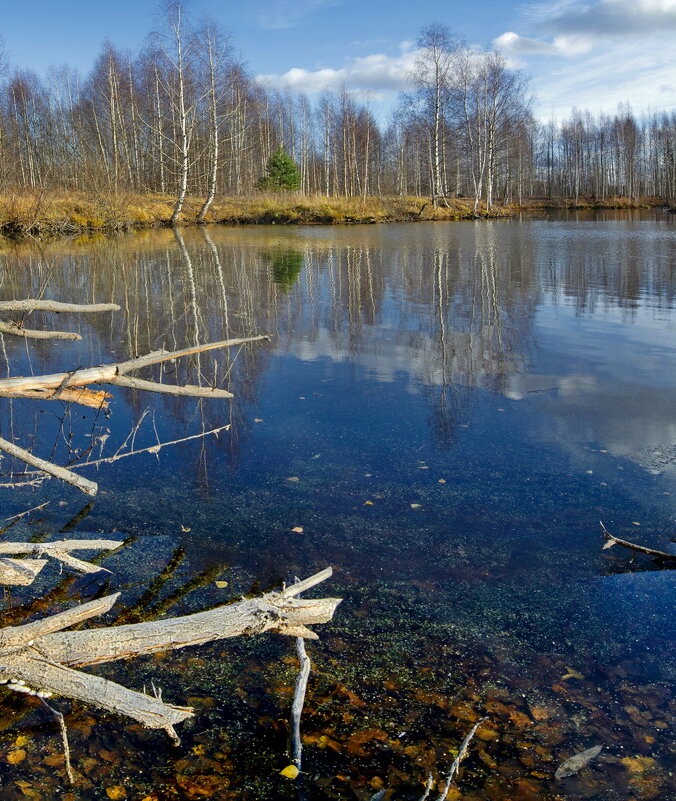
[542,0,676,37]
[494,31,592,56]
[506,0,676,41]
[493,0,676,118]
[532,42,676,119]
[257,46,419,94]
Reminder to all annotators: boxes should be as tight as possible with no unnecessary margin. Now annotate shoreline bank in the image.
[0,192,669,239]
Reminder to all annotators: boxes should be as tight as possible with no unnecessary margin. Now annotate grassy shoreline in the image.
[0,191,670,238]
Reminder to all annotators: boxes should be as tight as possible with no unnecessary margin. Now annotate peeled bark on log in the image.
[0,300,120,313]
[0,321,81,341]
[0,387,112,409]
[0,437,98,496]
[0,568,340,739]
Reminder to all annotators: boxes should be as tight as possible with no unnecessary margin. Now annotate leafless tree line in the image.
[0,12,674,215]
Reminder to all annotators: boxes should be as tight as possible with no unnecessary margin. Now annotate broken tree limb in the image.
[0,300,120,313]
[0,387,112,409]
[0,539,124,557]
[0,436,98,496]
[14,425,230,482]
[2,653,193,739]
[600,522,676,561]
[0,558,47,586]
[67,425,231,468]
[0,335,271,394]
[0,321,82,341]
[40,699,75,785]
[290,624,311,771]
[4,501,50,522]
[35,590,341,668]
[0,567,340,741]
[0,593,120,650]
[20,568,339,667]
[0,539,123,580]
[109,375,234,399]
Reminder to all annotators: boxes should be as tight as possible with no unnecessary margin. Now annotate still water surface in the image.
[0,213,674,799]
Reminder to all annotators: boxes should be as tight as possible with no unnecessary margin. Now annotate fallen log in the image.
[0,321,81,341]
[0,300,120,313]
[37,569,339,667]
[0,335,270,394]
[600,522,676,561]
[1,654,193,740]
[0,567,340,741]
[0,436,98,496]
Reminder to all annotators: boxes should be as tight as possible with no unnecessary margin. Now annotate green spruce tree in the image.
[258,147,301,191]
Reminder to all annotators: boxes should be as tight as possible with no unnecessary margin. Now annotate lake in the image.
[0,212,674,800]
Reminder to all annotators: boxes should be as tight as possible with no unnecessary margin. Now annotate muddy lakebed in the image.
[0,211,674,800]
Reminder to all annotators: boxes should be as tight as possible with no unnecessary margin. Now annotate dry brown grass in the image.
[0,190,510,237]
[509,195,665,212]
[2,189,661,238]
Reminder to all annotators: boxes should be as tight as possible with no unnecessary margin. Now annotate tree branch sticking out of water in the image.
[0,567,340,746]
[0,328,271,493]
[600,522,676,562]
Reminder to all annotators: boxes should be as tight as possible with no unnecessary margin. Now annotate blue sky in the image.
[2,0,675,121]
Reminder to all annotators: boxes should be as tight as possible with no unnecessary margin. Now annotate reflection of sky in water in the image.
[1,214,675,798]
[0,215,674,682]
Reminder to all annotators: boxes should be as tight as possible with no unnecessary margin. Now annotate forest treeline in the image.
[0,6,675,228]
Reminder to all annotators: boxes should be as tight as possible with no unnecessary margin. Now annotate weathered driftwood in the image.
[0,558,47,585]
[0,335,270,394]
[0,539,123,581]
[109,375,234,399]
[0,387,112,409]
[600,522,676,561]
[0,321,81,341]
[0,567,340,742]
[290,634,311,770]
[0,335,269,493]
[0,436,98,496]
[0,300,120,313]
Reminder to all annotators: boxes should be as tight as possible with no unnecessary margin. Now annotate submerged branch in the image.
[437,717,488,801]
